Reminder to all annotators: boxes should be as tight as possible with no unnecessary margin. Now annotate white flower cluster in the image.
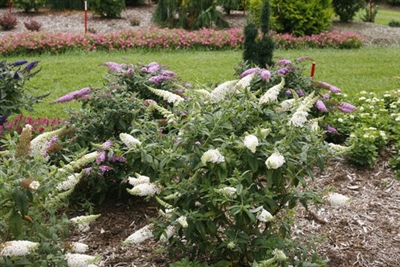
[69,242,89,253]
[56,172,83,191]
[325,192,351,208]
[70,214,101,232]
[210,80,238,103]
[279,98,295,112]
[126,173,161,197]
[216,186,237,197]
[243,134,259,153]
[160,225,176,242]
[65,253,101,267]
[147,86,184,106]
[60,151,101,173]
[29,180,40,191]
[259,77,285,104]
[265,152,285,169]
[256,208,274,222]
[30,127,64,157]
[119,133,141,149]
[176,216,188,228]
[123,224,154,244]
[0,240,39,257]
[201,149,225,165]
[328,143,352,156]
[233,72,256,91]
[288,93,319,127]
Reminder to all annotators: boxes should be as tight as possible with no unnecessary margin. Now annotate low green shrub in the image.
[332,0,365,22]
[388,19,400,27]
[388,0,400,6]
[87,0,125,18]
[12,0,47,12]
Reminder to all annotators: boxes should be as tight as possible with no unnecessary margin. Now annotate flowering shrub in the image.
[0,28,364,55]
[0,115,66,136]
[46,58,357,265]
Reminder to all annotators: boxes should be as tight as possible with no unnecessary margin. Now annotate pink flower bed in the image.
[0,28,364,55]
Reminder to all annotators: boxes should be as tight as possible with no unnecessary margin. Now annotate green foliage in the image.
[12,0,47,12]
[217,0,245,14]
[47,0,84,10]
[125,0,146,6]
[0,12,18,31]
[388,0,400,6]
[360,2,380,22]
[270,0,334,36]
[87,0,125,18]
[247,0,263,26]
[0,60,47,124]
[243,0,275,67]
[388,19,400,27]
[332,0,365,22]
[152,0,229,30]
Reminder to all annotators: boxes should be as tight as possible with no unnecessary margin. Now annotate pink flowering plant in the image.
[0,28,364,55]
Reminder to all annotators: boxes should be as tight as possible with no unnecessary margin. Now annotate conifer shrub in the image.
[87,0,125,18]
[332,0,365,22]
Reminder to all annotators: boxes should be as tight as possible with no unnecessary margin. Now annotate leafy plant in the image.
[360,2,380,22]
[23,19,42,31]
[270,0,334,36]
[388,0,400,6]
[47,0,84,10]
[12,0,47,12]
[388,19,400,27]
[87,0,125,18]
[332,0,365,22]
[0,60,48,127]
[0,12,18,31]
[152,0,230,30]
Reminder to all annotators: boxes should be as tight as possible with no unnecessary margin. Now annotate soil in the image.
[2,4,400,267]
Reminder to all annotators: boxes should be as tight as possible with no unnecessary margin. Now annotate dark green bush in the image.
[388,0,400,6]
[0,0,8,8]
[389,19,400,27]
[47,0,84,10]
[152,0,229,30]
[13,0,47,12]
[217,0,245,14]
[87,0,125,18]
[332,0,365,22]
[125,0,146,6]
[270,0,334,36]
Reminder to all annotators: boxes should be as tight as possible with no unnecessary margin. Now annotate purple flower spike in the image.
[277,67,292,76]
[13,72,20,79]
[276,59,292,66]
[296,90,305,96]
[260,70,271,81]
[149,75,170,84]
[322,93,330,99]
[102,140,113,148]
[11,60,28,67]
[161,70,176,77]
[316,100,328,112]
[240,67,261,77]
[25,61,39,72]
[329,85,341,94]
[53,87,91,103]
[339,102,357,113]
[99,165,112,174]
[285,90,292,95]
[326,125,339,134]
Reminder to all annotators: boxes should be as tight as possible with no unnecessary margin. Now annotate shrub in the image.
[360,2,380,22]
[270,0,334,36]
[47,0,84,10]
[125,0,146,6]
[152,0,229,30]
[389,19,400,27]
[388,0,400,6]
[23,19,42,31]
[217,0,245,14]
[0,60,48,127]
[12,0,47,12]
[87,0,125,18]
[0,12,18,30]
[332,0,365,22]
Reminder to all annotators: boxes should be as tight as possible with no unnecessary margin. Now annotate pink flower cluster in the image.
[0,115,67,135]
[0,28,364,55]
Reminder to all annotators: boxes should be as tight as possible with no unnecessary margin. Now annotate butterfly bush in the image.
[0,28,364,55]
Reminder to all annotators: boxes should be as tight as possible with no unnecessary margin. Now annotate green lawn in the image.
[356,5,400,25]
[4,47,400,119]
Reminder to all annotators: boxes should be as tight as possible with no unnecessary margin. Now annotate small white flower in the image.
[216,186,237,197]
[176,216,188,228]
[30,127,64,157]
[119,133,141,149]
[259,77,285,104]
[256,208,274,222]
[65,253,101,267]
[70,242,89,253]
[210,80,238,103]
[148,87,184,106]
[123,224,154,244]
[243,134,259,153]
[0,240,39,257]
[70,214,101,232]
[56,172,83,191]
[288,110,308,127]
[29,180,40,190]
[227,241,236,249]
[160,225,176,242]
[279,99,295,111]
[201,149,225,164]
[265,152,285,169]
[325,192,351,208]
[127,175,150,186]
[272,249,288,261]
[234,72,256,90]
[127,183,161,196]
[328,143,352,155]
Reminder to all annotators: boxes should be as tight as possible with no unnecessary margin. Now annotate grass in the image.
[4,47,400,119]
